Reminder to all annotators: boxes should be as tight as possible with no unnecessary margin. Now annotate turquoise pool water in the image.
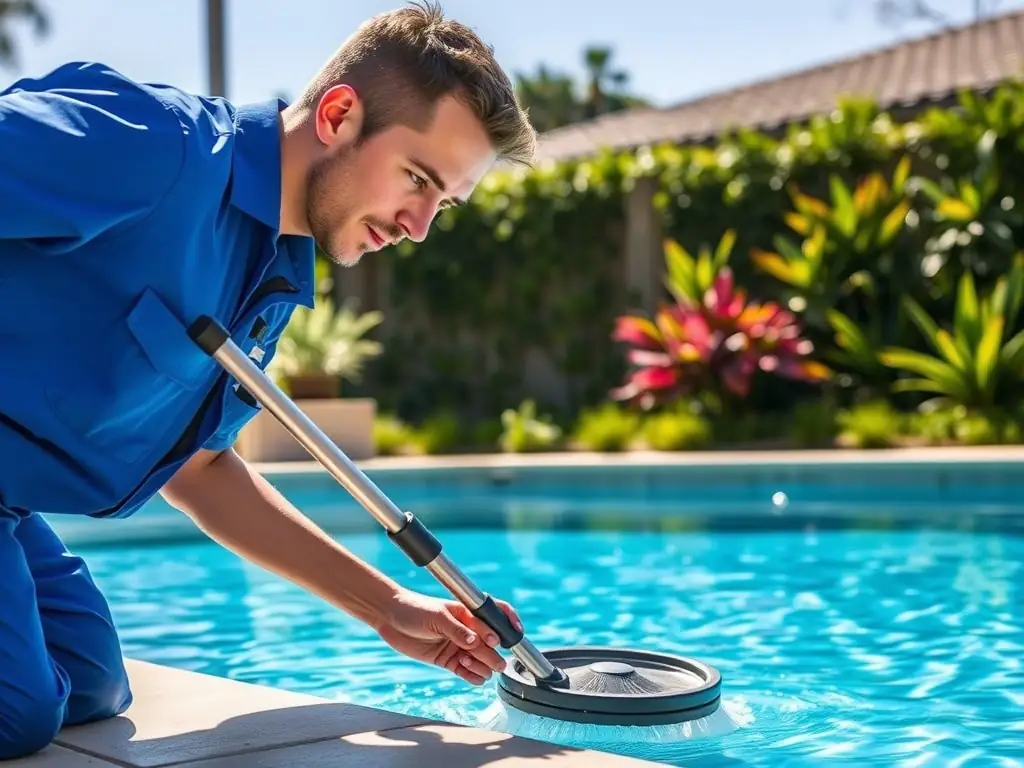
[76,498,1024,767]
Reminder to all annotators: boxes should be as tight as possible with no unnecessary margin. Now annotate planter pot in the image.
[235,397,377,462]
[283,373,340,400]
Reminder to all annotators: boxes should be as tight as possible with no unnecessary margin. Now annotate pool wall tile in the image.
[45,449,1024,548]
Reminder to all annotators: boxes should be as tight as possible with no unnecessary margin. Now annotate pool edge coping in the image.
[251,445,1024,475]
[39,658,660,767]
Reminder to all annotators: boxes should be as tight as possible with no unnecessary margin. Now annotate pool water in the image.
[79,520,1023,766]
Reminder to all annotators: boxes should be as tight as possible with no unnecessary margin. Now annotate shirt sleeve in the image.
[0,63,186,244]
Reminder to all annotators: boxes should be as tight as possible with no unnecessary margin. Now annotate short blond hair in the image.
[297,1,536,166]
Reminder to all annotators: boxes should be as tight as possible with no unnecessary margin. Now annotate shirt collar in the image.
[230,98,287,230]
[230,98,317,309]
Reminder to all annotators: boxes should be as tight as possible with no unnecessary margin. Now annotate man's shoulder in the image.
[2,61,238,151]
[6,62,168,119]
[2,61,245,194]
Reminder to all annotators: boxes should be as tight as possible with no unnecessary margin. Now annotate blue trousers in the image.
[0,510,133,759]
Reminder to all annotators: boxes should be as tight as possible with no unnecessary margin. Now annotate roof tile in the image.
[535,9,1024,161]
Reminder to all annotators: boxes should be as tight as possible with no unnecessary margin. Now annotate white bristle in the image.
[478,697,752,763]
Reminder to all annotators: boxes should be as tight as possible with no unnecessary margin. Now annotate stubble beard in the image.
[305,145,361,267]
[304,143,405,267]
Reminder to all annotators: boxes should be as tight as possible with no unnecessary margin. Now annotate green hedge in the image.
[367,153,633,422]
[361,80,1024,443]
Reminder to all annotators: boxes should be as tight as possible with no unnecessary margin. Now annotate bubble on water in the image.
[794,591,826,610]
[771,491,789,512]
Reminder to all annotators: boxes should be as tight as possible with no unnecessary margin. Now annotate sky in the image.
[3,0,1022,110]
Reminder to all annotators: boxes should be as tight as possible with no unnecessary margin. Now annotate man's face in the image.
[304,88,497,266]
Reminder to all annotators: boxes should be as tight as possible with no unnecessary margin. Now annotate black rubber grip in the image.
[387,511,442,566]
[471,595,523,648]
[188,315,230,355]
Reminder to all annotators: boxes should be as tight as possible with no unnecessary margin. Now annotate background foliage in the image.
[356,80,1024,451]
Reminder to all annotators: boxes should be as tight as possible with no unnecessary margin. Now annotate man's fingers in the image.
[439,609,481,651]
[493,598,525,633]
[455,665,487,685]
[441,647,490,685]
[456,652,495,681]
[468,642,506,673]
[449,601,524,651]
[465,615,503,649]
[455,620,508,670]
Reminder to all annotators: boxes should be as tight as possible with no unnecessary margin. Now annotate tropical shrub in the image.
[609,262,830,410]
[750,157,914,331]
[640,406,713,450]
[878,257,1024,411]
[410,410,463,455]
[570,402,641,451]
[835,400,904,449]
[827,257,1024,412]
[499,400,562,452]
[373,414,414,456]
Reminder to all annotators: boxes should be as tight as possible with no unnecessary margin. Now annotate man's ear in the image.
[315,84,363,147]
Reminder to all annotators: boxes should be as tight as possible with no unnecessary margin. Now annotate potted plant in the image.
[269,298,385,398]
[235,298,385,461]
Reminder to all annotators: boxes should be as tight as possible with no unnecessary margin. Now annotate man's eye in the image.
[409,171,426,188]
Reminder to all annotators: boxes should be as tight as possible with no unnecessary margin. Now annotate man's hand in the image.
[378,588,524,685]
[163,450,527,687]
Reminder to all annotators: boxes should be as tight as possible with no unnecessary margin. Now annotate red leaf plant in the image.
[610,268,831,409]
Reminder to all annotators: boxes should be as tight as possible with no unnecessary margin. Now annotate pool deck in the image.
[14,659,655,767]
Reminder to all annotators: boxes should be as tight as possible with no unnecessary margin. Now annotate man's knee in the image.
[0,688,66,760]
[0,653,131,759]
[0,510,132,756]
[14,510,134,726]
[65,657,133,726]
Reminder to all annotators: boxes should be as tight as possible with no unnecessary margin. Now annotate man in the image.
[0,1,536,758]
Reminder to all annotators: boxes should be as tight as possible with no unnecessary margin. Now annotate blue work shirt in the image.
[0,62,316,519]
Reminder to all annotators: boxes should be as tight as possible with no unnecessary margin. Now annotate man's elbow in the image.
[161,447,231,508]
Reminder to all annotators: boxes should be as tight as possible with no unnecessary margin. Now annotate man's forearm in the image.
[161,449,402,631]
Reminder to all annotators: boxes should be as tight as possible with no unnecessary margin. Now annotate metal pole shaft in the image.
[206,0,226,97]
[205,331,558,681]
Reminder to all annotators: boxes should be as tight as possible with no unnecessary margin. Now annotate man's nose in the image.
[398,202,439,243]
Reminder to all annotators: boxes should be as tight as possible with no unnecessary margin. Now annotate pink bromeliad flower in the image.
[610,268,830,409]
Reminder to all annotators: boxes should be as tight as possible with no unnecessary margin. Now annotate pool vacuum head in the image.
[497,646,722,726]
[189,315,727,737]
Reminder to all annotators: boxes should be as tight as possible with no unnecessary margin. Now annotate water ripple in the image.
[80,524,1024,767]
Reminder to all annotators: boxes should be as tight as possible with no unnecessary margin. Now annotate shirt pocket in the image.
[45,287,214,467]
[205,313,279,451]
